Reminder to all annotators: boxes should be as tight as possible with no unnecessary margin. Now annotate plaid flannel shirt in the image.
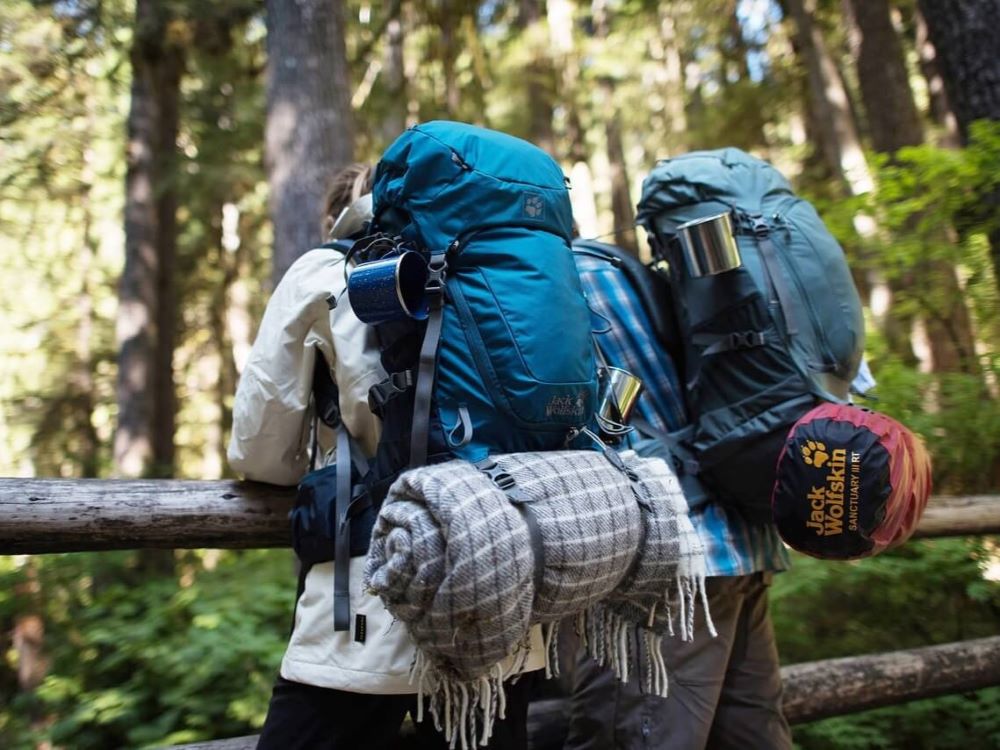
[575,252,791,577]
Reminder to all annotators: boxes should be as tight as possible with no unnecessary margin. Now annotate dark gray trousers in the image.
[564,573,792,750]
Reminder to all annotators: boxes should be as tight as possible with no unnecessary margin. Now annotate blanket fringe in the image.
[405,573,714,746]
[578,568,714,699]
[410,649,514,749]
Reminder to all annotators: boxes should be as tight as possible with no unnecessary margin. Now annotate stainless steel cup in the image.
[596,366,644,438]
[677,212,742,277]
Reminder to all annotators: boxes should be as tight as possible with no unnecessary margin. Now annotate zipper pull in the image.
[450,151,472,171]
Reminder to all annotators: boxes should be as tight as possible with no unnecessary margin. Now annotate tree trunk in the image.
[918,0,1000,293]
[519,0,555,155]
[217,205,246,476]
[75,135,101,478]
[440,13,461,119]
[650,8,687,154]
[593,0,638,255]
[913,8,961,147]
[781,0,873,195]
[379,13,407,146]
[721,0,768,152]
[846,0,924,153]
[786,0,923,367]
[548,0,598,236]
[848,0,980,375]
[265,0,355,286]
[116,0,184,479]
[914,0,1000,142]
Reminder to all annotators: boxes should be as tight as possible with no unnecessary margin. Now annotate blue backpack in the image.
[292,123,601,630]
[634,148,865,521]
[365,121,599,471]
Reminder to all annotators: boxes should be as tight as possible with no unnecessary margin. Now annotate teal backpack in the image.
[635,148,865,521]
[366,121,599,469]
[292,122,602,631]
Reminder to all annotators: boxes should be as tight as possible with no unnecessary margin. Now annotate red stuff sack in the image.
[771,403,932,560]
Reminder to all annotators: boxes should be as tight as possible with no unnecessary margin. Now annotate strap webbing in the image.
[409,253,448,468]
[333,425,352,631]
[755,224,800,336]
[692,330,768,356]
[630,419,700,476]
[313,350,341,428]
[630,415,671,443]
[475,459,545,598]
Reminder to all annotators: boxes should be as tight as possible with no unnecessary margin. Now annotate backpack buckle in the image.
[729,331,766,350]
[474,459,518,493]
[425,254,448,295]
[367,370,414,415]
[751,214,770,237]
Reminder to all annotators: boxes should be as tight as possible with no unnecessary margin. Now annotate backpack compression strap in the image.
[333,425,353,630]
[748,216,801,337]
[409,252,448,468]
[312,350,372,632]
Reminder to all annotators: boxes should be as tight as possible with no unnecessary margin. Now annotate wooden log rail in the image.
[0,479,997,554]
[166,636,1000,750]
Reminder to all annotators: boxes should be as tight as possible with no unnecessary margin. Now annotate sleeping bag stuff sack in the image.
[771,403,932,559]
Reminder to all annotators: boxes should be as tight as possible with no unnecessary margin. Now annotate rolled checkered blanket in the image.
[364,449,708,749]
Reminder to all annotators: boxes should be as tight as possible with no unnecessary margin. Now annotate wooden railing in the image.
[2,480,997,554]
[1,479,998,749]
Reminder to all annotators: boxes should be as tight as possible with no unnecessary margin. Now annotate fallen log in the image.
[0,480,996,554]
[165,636,1000,749]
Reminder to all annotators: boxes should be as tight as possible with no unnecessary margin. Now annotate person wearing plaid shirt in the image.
[563,248,794,750]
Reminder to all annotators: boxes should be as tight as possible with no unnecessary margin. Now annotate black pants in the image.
[256,675,536,749]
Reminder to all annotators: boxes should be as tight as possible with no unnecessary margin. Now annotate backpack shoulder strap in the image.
[313,349,342,430]
[317,239,355,254]
[572,238,684,367]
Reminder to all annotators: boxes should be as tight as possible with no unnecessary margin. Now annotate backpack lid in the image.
[635,148,794,232]
[372,121,573,253]
[771,403,932,560]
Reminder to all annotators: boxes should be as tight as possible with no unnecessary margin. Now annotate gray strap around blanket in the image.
[475,458,545,598]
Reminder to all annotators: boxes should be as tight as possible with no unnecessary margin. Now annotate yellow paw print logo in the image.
[801,440,829,468]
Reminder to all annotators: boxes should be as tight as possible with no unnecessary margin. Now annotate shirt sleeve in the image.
[227,248,379,486]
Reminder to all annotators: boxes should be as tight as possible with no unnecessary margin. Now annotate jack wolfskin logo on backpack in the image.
[801,440,828,468]
[523,193,545,219]
[804,446,849,537]
[545,393,587,418]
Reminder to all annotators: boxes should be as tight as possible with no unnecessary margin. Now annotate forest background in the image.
[1,0,999,748]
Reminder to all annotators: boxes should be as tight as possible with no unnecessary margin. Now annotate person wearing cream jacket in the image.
[227,164,543,750]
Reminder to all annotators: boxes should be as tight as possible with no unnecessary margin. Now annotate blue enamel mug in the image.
[347,251,429,325]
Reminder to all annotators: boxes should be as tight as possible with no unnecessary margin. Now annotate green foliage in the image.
[772,541,1000,749]
[791,689,1000,750]
[0,550,291,749]
[773,541,1000,662]
[865,359,1000,493]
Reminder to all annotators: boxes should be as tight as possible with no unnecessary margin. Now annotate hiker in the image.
[564,237,794,750]
[565,148,881,748]
[227,161,545,750]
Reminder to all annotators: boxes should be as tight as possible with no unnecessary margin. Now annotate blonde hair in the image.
[321,163,375,238]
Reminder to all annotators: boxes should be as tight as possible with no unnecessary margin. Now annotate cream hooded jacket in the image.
[228,246,543,694]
